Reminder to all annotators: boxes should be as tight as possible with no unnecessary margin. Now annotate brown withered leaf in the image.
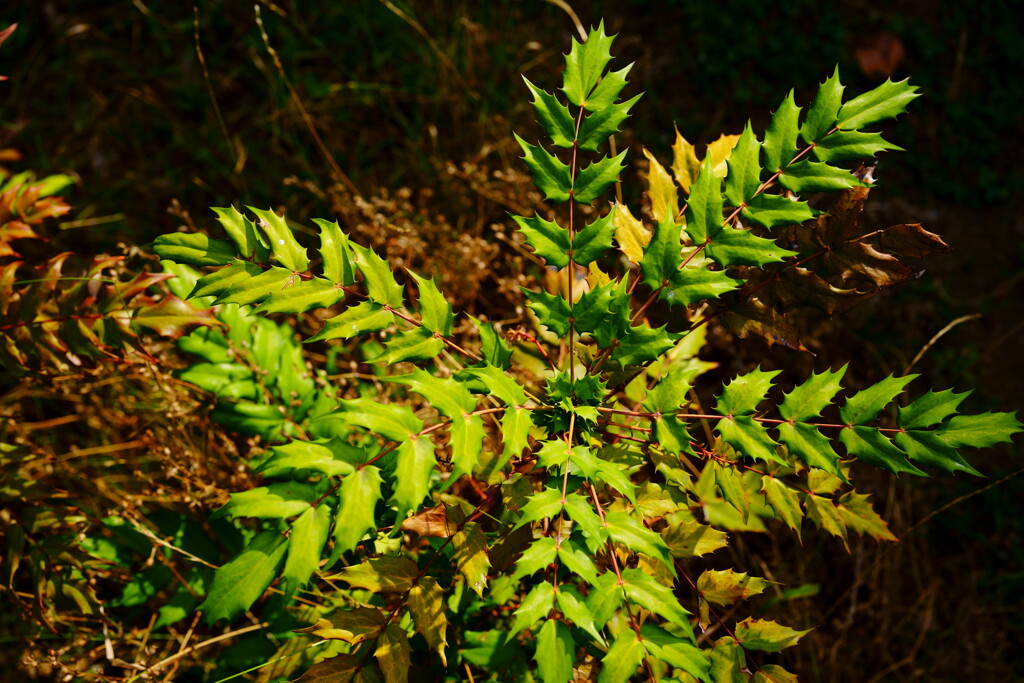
[294,605,386,644]
[877,222,951,260]
[721,299,806,351]
[401,504,457,538]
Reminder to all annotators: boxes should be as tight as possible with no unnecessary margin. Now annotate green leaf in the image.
[897,388,970,429]
[408,272,453,336]
[776,422,842,475]
[684,156,723,247]
[214,265,293,307]
[535,619,574,683]
[318,398,422,442]
[258,439,358,479]
[662,518,728,558]
[598,632,644,683]
[409,577,449,666]
[259,277,345,315]
[840,426,925,476]
[763,90,801,172]
[800,67,845,144]
[714,462,750,523]
[639,624,710,682]
[575,150,628,204]
[802,494,847,544]
[836,491,897,542]
[511,537,558,583]
[510,581,554,638]
[937,412,1023,448]
[754,665,799,683]
[654,415,695,456]
[587,571,624,629]
[724,122,762,207]
[373,327,444,365]
[605,512,674,574]
[717,368,780,415]
[501,406,533,466]
[703,223,796,268]
[579,93,641,152]
[211,205,269,261]
[612,323,677,367]
[557,536,599,584]
[717,416,784,466]
[449,416,485,480]
[524,77,576,148]
[780,365,847,422]
[572,281,619,334]
[813,129,903,164]
[642,214,682,291]
[525,288,571,337]
[309,301,395,342]
[515,134,572,203]
[585,62,632,112]
[221,481,317,520]
[734,617,811,652]
[392,437,435,516]
[473,318,514,369]
[387,370,476,418]
[665,267,741,306]
[283,506,331,593]
[514,213,570,269]
[464,365,528,406]
[331,555,419,593]
[248,207,310,272]
[564,493,606,543]
[555,585,604,643]
[515,486,565,528]
[836,77,920,130]
[709,638,746,683]
[778,160,863,194]
[895,430,982,476]
[153,233,235,267]
[573,208,617,265]
[763,476,804,539]
[332,466,383,559]
[562,20,615,108]
[741,192,815,229]
[698,568,774,606]
[840,374,917,425]
[199,530,289,623]
[352,243,404,308]
[312,218,357,285]
[621,568,694,640]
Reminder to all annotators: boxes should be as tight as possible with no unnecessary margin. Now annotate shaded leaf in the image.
[734,618,811,653]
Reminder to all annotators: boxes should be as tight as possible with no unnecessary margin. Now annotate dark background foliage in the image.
[2,0,1022,680]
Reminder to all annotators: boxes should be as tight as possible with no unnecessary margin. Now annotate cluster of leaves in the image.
[154,22,1021,683]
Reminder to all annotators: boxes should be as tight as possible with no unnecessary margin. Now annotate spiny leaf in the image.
[152,233,235,267]
[283,506,331,594]
[611,323,677,368]
[579,93,641,152]
[937,412,1023,448]
[372,327,445,365]
[620,567,694,640]
[839,426,926,476]
[714,462,750,523]
[777,422,842,476]
[836,77,920,130]
[509,580,554,638]
[662,518,729,558]
[598,632,644,683]
[514,213,570,269]
[524,77,575,148]
[813,129,903,164]
[320,398,422,442]
[199,530,289,624]
[717,416,785,466]
[214,266,293,307]
[332,466,383,560]
[575,150,628,204]
[312,218,357,285]
[511,536,558,583]
[643,148,679,222]
[717,367,781,415]
[386,370,476,418]
[760,476,803,539]
[408,577,448,666]
[375,624,411,683]
[800,67,845,144]
[555,585,604,643]
[612,201,651,263]
[605,511,674,573]
[352,243,404,308]
[778,160,864,194]
[755,665,799,683]
[709,638,746,683]
[585,62,632,112]
[258,439,357,479]
[525,288,571,337]
[802,494,848,545]
[392,437,436,517]
[780,365,848,422]
[211,205,269,261]
[259,277,345,315]
[572,208,617,266]
[763,89,801,172]
[836,491,897,542]
[897,388,970,430]
[698,568,775,606]
[665,266,741,307]
[535,619,574,683]
[248,207,310,272]
[308,301,395,342]
[741,192,815,229]
[734,617,811,652]
[515,134,572,203]
[703,223,796,268]
[723,122,762,208]
[587,571,624,629]
[641,214,682,291]
[409,271,453,336]
[840,374,917,425]
[895,430,982,476]
[331,555,419,593]
[221,481,317,520]
[564,493,606,543]
[562,20,615,108]
[514,486,564,528]
[557,536,599,584]
[684,156,723,247]
[671,128,701,194]
[453,523,490,596]
[639,624,710,682]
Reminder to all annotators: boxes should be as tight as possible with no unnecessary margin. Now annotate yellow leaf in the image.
[408,577,449,666]
[671,127,701,194]
[375,624,411,683]
[453,522,491,597]
[707,133,741,178]
[587,262,611,289]
[295,606,386,644]
[612,201,651,264]
[642,147,679,221]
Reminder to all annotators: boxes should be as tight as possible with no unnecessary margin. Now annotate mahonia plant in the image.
[155,21,1021,683]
